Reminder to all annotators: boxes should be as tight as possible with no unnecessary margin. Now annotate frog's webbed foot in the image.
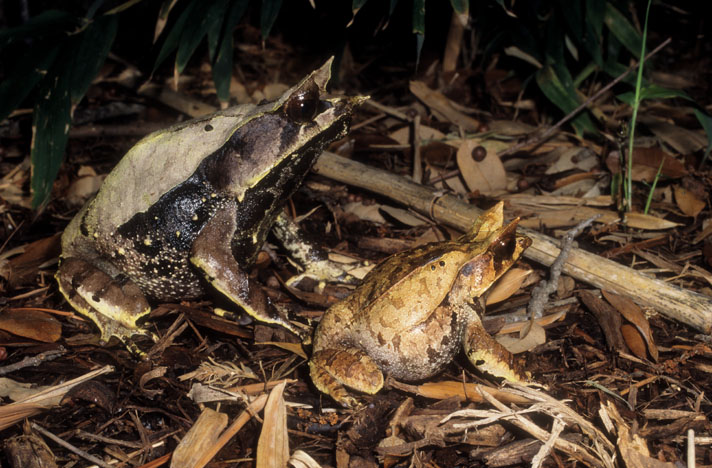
[273,212,364,288]
[55,257,152,347]
[309,348,384,408]
[191,204,307,341]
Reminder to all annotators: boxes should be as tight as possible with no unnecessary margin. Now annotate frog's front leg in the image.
[190,203,306,339]
[309,347,384,407]
[272,212,362,287]
[461,301,528,383]
[55,257,151,345]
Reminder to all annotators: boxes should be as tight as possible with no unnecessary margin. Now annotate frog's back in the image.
[87,105,260,236]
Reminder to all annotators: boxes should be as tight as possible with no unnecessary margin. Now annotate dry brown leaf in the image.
[379,205,429,227]
[497,322,546,354]
[5,234,61,287]
[257,342,308,360]
[642,116,708,154]
[0,309,61,343]
[409,81,480,131]
[289,450,322,468]
[518,207,679,230]
[620,324,647,360]
[486,267,531,305]
[257,381,289,468]
[171,408,228,468]
[342,201,387,224]
[455,139,507,195]
[606,147,687,182]
[388,125,445,146]
[602,290,658,362]
[407,381,533,404]
[673,185,706,217]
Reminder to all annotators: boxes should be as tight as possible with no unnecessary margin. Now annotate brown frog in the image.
[309,202,532,407]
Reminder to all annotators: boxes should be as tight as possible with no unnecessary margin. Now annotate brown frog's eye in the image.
[284,82,320,124]
[490,232,516,263]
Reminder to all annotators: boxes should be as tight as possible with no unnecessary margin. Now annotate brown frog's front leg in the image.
[55,257,151,345]
[447,259,529,383]
[462,300,528,383]
[189,202,306,340]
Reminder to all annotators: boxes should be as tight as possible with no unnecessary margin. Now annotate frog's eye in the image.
[490,231,516,260]
[284,82,321,124]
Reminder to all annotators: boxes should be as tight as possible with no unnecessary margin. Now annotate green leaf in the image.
[154,0,198,73]
[31,54,73,210]
[213,0,249,102]
[352,0,368,15]
[583,0,605,65]
[0,46,60,122]
[412,0,425,35]
[0,10,76,47]
[29,15,117,209]
[604,3,642,57]
[261,0,283,40]
[693,109,712,166]
[206,0,231,62]
[616,85,692,106]
[536,65,597,136]
[69,15,118,103]
[176,3,215,75]
[389,0,399,16]
[449,0,468,15]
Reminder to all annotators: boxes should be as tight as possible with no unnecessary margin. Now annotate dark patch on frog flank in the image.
[377,332,386,346]
[426,345,440,364]
[391,333,401,351]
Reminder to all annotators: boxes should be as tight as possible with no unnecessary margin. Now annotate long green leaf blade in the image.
[261,0,283,40]
[69,15,118,103]
[31,62,73,210]
[0,46,60,122]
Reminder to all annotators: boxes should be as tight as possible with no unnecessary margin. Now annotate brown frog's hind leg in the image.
[55,257,151,345]
[309,348,384,407]
[190,203,306,340]
[461,301,529,383]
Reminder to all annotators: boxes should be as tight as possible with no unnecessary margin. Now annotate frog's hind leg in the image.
[55,257,151,344]
[190,203,306,340]
[309,348,384,407]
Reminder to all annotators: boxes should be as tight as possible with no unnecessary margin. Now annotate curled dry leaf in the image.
[455,139,507,195]
[602,290,658,362]
[673,185,706,217]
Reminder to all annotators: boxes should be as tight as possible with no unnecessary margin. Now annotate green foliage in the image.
[1,11,117,209]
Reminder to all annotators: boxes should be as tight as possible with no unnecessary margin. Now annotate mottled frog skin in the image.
[309,202,531,407]
[56,58,365,346]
